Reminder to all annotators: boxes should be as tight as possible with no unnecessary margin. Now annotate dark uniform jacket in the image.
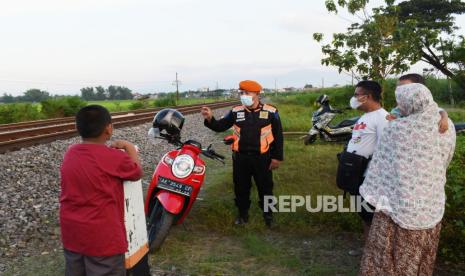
[204,103,284,161]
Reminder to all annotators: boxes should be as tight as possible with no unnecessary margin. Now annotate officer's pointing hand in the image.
[201,106,213,122]
[269,159,281,170]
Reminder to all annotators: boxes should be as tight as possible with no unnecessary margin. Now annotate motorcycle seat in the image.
[454,123,465,132]
[332,117,360,128]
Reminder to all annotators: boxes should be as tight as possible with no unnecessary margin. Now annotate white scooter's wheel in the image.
[147,199,175,252]
[303,134,317,145]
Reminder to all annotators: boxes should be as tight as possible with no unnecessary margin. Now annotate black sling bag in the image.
[336,148,370,195]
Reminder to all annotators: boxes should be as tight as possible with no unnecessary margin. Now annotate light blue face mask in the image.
[240,95,254,107]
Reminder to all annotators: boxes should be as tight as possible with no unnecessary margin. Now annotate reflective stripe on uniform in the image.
[232,125,241,152]
[260,124,274,153]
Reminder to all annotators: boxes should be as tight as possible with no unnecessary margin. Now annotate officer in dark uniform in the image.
[201,80,283,227]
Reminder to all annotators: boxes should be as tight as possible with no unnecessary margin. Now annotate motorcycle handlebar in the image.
[201,149,225,164]
[154,134,225,163]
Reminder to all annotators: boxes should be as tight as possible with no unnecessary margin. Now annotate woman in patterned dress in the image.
[358,83,456,276]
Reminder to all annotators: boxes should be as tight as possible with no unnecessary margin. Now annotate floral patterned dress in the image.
[358,83,456,276]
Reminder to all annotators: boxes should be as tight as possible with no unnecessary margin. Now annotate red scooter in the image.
[144,109,225,251]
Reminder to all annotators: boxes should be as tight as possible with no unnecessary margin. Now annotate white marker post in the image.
[123,179,149,269]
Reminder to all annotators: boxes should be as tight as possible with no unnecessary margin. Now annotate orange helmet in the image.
[239,80,262,93]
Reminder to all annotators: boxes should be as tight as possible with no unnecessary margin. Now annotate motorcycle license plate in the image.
[158,176,193,196]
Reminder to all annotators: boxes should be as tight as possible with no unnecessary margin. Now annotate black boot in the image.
[234,213,249,225]
[264,213,273,228]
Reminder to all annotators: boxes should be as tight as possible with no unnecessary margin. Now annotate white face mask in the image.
[350,96,366,109]
[240,95,254,107]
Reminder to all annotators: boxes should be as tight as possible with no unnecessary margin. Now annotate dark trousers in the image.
[64,248,125,276]
[64,249,150,276]
[232,152,274,217]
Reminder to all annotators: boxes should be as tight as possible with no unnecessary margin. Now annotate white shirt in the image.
[347,108,389,159]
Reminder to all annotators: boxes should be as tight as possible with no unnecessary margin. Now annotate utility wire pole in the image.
[275,78,277,97]
[172,72,181,106]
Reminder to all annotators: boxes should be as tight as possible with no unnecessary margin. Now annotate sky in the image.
[0,0,464,96]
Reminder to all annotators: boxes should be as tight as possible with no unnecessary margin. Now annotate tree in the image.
[95,86,107,100]
[449,38,465,86]
[314,0,465,93]
[304,84,314,89]
[394,0,465,90]
[80,87,96,101]
[314,1,420,81]
[116,86,133,100]
[22,89,50,102]
[107,85,118,100]
[107,86,133,100]
[0,93,15,103]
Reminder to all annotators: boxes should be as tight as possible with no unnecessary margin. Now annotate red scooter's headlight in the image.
[172,154,195,179]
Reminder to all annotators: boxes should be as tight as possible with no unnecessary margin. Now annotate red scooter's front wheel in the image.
[147,199,175,252]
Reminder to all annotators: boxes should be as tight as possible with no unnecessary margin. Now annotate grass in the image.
[3,251,65,276]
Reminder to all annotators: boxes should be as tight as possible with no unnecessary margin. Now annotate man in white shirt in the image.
[346,80,389,255]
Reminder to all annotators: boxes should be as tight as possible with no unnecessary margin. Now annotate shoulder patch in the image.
[262,104,277,113]
[232,105,245,112]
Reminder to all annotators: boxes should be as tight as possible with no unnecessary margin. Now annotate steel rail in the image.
[0,101,234,132]
[0,101,238,153]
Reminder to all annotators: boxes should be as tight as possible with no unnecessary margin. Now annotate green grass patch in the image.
[3,251,64,276]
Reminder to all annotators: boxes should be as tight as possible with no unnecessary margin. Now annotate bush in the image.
[426,77,465,104]
[152,96,176,107]
[440,135,465,264]
[40,97,87,118]
[0,103,42,124]
[128,101,145,110]
[271,78,462,113]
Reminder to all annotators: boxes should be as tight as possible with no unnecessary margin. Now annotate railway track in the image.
[0,101,238,153]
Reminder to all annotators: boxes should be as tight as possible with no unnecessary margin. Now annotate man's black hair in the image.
[399,73,425,84]
[76,105,112,138]
[355,80,382,102]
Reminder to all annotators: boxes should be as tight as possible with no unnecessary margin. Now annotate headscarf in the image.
[359,83,456,230]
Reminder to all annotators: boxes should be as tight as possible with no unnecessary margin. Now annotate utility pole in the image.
[274,78,277,97]
[172,72,181,106]
[175,72,179,105]
[448,76,455,105]
[322,78,325,89]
